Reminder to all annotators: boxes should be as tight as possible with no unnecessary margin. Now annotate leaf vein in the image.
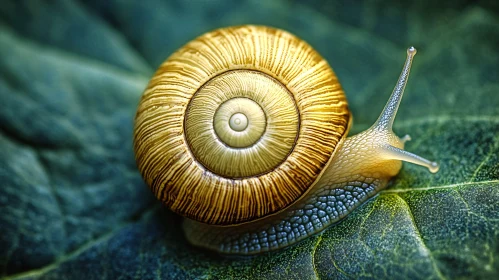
[391,194,447,280]
[381,180,499,194]
[311,233,323,280]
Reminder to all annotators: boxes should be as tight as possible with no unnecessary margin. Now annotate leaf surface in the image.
[0,0,498,279]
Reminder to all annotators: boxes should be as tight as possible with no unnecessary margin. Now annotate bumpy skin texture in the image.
[184,178,386,254]
[184,130,404,254]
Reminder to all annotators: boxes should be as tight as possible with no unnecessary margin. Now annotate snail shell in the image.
[134,26,350,225]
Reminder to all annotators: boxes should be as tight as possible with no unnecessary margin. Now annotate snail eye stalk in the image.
[371,47,439,173]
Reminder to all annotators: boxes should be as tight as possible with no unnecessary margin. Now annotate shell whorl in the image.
[185,70,299,178]
[134,25,350,225]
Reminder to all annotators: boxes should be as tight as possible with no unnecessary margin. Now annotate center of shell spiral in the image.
[184,70,299,178]
[213,97,266,148]
[229,113,248,131]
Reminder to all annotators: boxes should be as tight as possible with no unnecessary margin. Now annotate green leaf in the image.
[1,0,498,279]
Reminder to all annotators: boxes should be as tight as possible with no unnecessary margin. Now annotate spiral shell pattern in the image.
[185,70,299,178]
[134,26,350,225]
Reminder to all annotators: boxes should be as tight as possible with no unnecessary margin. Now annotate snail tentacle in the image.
[380,145,439,173]
[371,47,438,173]
[374,47,417,131]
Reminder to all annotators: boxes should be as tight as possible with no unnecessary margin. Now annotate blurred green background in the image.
[1,0,498,279]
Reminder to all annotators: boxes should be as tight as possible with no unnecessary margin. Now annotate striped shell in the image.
[133,25,350,225]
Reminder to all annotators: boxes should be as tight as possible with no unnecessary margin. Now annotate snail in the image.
[133,25,439,254]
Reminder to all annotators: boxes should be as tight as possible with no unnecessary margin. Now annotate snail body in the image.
[134,26,439,254]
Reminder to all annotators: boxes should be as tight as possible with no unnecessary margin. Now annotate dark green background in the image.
[1,0,498,279]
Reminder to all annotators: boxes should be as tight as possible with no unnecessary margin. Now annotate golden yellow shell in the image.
[133,25,350,225]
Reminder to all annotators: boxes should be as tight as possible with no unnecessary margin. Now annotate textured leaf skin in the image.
[0,0,498,279]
